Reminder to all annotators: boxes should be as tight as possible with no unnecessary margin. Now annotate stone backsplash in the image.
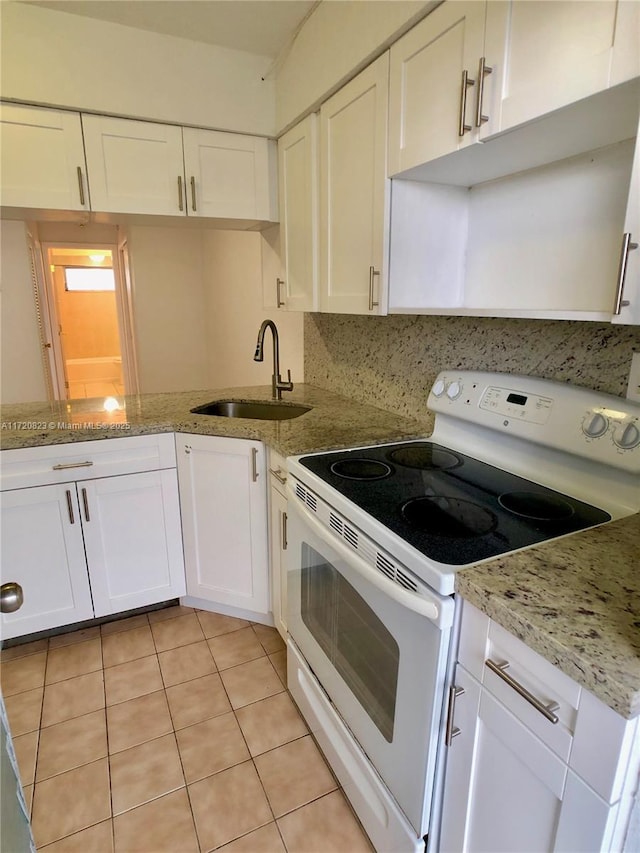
[304,314,640,427]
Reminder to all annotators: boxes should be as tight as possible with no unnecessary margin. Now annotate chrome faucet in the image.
[253,319,294,400]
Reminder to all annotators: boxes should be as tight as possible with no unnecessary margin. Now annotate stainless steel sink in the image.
[190,400,312,420]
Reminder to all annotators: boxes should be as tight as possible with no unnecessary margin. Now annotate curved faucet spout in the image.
[253,319,294,400]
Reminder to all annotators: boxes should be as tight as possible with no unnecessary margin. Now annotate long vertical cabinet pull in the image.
[276,278,286,308]
[190,176,197,212]
[177,176,184,212]
[76,167,86,206]
[81,488,90,522]
[475,57,493,127]
[613,232,638,314]
[445,685,465,746]
[281,511,288,551]
[251,447,259,482]
[458,70,475,137]
[65,489,75,524]
[368,267,380,311]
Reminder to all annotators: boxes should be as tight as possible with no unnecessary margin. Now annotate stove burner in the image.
[499,491,575,522]
[401,496,497,538]
[388,443,460,471]
[330,459,392,481]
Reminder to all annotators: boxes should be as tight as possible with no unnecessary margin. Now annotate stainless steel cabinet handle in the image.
[613,232,638,314]
[1,582,23,614]
[276,278,286,308]
[281,510,288,551]
[475,57,493,127]
[178,175,184,211]
[77,166,86,206]
[190,176,197,212]
[486,659,560,723]
[52,460,94,471]
[445,685,465,746]
[81,488,90,522]
[65,489,75,524]
[368,266,380,311]
[269,467,287,485]
[251,447,259,482]
[458,69,475,137]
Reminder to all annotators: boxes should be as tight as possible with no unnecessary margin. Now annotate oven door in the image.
[286,486,455,836]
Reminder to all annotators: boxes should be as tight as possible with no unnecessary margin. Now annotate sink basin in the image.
[190,400,312,420]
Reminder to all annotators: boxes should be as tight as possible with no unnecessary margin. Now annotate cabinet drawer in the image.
[0,434,177,490]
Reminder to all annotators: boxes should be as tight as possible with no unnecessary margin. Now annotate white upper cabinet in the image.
[0,104,89,211]
[320,53,390,314]
[82,115,186,215]
[182,127,277,221]
[276,114,319,311]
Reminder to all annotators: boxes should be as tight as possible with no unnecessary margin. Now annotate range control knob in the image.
[447,380,462,400]
[582,412,608,438]
[432,379,446,397]
[612,421,640,450]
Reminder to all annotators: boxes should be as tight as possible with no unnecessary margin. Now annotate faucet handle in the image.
[278,369,294,393]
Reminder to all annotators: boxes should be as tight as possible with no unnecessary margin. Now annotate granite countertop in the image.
[456,513,640,719]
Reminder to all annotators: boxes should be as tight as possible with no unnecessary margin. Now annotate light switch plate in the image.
[627,353,640,402]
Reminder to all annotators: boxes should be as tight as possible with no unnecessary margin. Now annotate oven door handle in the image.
[289,493,444,625]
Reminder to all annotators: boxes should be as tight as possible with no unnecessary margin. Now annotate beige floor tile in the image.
[166,673,232,730]
[14,729,39,786]
[216,822,286,853]
[150,613,204,652]
[236,692,308,756]
[176,712,250,784]
[147,604,194,624]
[252,623,286,655]
[49,626,101,650]
[23,783,33,818]
[41,671,105,727]
[113,788,198,853]
[255,735,337,817]
[188,761,272,851]
[0,651,47,696]
[36,709,107,781]
[158,640,216,687]
[269,649,287,686]
[277,790,374,853]
[0,638,48,661]
[101,613,149,636]
[196,610,250,639]
[207,626,266,671]
[4,686,43,736]
[110,733,184,815]
[107,690,173,753]
[39,819,114,852]
[45,639,102,684]
[104,655,163,706]
[31,758,111,848]
[102,625,156,668]
[219,656,284,710]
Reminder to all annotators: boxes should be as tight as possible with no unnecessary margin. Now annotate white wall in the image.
[0,3,276,136]
[202,231,304,388]
[275,0,434,131]
[0,221,47,404]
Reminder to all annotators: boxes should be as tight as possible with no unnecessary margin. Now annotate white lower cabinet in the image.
[176,434,269,620]
[267,449,288,640]
[439,600,640,852]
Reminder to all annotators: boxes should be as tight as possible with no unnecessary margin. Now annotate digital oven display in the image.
[506,393,528,406]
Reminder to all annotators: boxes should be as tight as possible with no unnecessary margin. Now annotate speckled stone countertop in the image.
[0,384,428,455]
[456,513,640,719]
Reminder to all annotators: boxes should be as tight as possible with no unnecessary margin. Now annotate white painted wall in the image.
[0,220,47,404]
[202,231,304,388]
[275,0,435,132]
[0,3,276,136]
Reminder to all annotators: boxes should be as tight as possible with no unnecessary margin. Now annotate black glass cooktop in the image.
[299,441,610,566]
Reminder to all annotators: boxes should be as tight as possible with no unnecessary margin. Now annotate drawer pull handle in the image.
[486,659,559,724]
[53,461,94,471]
[269,467,287,485]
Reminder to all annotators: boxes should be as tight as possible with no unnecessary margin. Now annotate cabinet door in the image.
[277,114,318,311]
[82,115,185,215]
[182,127,276,221]
[176,435,269,616]
[319,53,390,315]
[484,0,635,138]
[0,104,88,211]
[80,471,185,617]
[388,1,486,175]
[0,485,93,639]
[268,480,288,641]
[612,128,640,325]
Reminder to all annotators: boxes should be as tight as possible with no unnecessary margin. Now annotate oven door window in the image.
[301,544,399,742]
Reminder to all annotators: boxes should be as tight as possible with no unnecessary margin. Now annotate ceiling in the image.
[22,0,318,58]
